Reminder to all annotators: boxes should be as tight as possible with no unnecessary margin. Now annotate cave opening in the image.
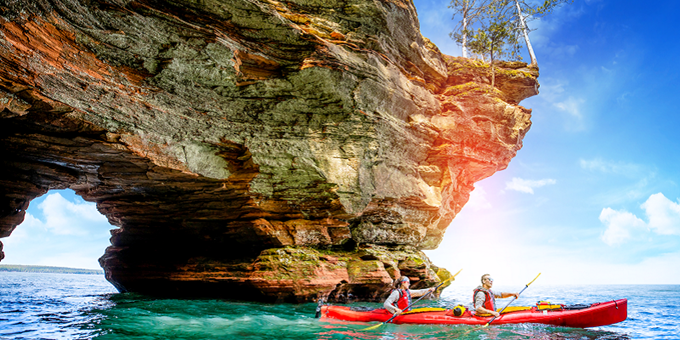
[0,189,114,270]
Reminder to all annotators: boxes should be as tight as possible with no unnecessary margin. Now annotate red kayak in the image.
[320,299,627,328]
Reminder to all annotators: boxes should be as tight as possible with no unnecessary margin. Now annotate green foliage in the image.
[451,0,520,63]
[467,21,513,62]
[461,3,517,87]
[529,0,574,17]
[449,0,573,66]
[448,0,493,57]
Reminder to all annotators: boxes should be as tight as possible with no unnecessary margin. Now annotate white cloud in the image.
[543,43,580,58]
[38,193,107,235]
[2,191,113,269]
[579,157,644,176]
[4,213,43,242]
[505,177,556,194]
[600,193,680,246]
[536,78,567,101]
[554,96,586,130]
[599,207,647,246]
[641,193,680,236]
[466,185,492,211]
[533,78,570,112]
[580,158,609,172]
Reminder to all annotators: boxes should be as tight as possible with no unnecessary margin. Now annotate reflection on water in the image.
[0,273,676,339]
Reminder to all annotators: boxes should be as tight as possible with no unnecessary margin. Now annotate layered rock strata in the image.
[0,0,537,302]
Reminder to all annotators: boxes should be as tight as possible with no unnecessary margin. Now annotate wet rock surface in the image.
[0,0,537,301]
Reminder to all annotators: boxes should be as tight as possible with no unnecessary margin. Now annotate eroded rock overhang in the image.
[0,0,537,302]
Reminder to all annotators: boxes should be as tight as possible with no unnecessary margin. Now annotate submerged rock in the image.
[0,0,537,301]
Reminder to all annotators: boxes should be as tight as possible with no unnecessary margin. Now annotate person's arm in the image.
[495,292,520,299]
[474,291,500,317]
[409,288,435,298]
[384,290,401,315]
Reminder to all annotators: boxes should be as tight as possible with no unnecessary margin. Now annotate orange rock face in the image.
[0,0,537,302]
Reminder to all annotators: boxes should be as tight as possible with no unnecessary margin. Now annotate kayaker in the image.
[473,274,519,317]
[383,276,434,315]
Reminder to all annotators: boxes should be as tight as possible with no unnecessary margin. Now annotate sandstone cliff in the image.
[0,0,537,302]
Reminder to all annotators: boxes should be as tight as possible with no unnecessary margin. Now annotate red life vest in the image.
[392,289,412,311]
[473,288,496,311]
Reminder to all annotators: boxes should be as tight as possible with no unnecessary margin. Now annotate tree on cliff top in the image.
[464,5,515,88]
[448,0,493,58]
[450,0,573,66]
[506,0,573,66]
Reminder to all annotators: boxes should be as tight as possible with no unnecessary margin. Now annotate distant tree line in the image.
[0,264,103,275]
[449,0,573,76]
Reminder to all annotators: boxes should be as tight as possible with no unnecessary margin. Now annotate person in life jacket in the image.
[473,274,519,317]
[383,276,435,315]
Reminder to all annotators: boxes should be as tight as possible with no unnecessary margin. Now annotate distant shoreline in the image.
[0,264,104,275]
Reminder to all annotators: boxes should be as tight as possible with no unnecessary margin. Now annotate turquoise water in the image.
[1,272,678,339]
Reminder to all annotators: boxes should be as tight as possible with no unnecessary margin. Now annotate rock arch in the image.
[0,0,537,301]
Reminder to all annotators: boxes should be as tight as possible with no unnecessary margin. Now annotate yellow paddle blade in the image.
[360,323,384,331]
[527,273,541,286]
[462,320,490,335]
[435,268,461,286]
[402,307,447,315]
[433,268,461,293]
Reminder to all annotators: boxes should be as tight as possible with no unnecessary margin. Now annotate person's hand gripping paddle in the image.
[361,269,462,331]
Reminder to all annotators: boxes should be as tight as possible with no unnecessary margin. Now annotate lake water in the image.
[0,272,678,339]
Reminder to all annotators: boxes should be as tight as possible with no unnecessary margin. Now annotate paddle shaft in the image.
[484,273,541,326]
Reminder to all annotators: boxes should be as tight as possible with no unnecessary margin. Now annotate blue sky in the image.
[420,0,680,285]
[3,0,680,285]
